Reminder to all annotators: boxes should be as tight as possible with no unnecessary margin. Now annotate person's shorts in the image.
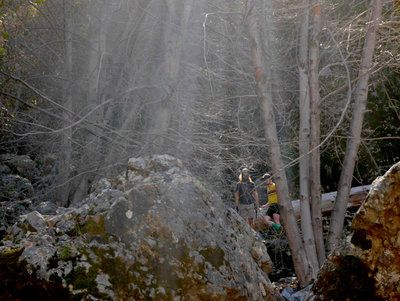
[266,203,280,218]
[238,203,256,219]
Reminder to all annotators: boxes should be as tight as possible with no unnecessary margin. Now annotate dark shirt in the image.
[236,181,256,205]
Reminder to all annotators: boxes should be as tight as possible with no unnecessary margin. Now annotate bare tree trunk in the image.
[57,0,73,207]
[70,0,107,205]
[309,0,325,265]
[246,0,311,286]
[298,0,320,276]
[149,0,195,154]
[328,0,383,252]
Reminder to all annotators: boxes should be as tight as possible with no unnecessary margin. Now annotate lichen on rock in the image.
[1,155,277,300]
[312,161,400,300]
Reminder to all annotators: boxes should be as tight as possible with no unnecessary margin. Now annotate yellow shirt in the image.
[266,183,278,205]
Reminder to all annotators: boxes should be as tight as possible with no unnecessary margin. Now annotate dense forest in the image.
[1,0,399,286]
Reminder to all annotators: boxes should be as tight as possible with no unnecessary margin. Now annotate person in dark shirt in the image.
[234,168,259,229]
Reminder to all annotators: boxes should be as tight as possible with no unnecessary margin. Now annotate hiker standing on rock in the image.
[260,173,282,231]
[234,168,259,229]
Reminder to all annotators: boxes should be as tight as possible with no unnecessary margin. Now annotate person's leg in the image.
[264,214,272,226]
[240,205,255,229]
[265,207,281,230]
[264,206,273,226]
[272,213,281,225]
[264,214,277,228]
[248,218,254,229]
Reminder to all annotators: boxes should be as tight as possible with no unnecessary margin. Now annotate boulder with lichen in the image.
[311,161,400,300]
[1,155,277,300]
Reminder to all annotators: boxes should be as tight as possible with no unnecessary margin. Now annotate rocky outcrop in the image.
[312,161,400,300]
[0,154,57,236]
[1,155,277,300]
[0,154,36,201]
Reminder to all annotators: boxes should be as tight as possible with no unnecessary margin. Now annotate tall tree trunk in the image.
[70,0,107,205]
[246,0,311,286]
[298,0,320,276]
[57,0,73,207]
[148,0,194,154]
[328,0,383,252]
[309,1,325,265]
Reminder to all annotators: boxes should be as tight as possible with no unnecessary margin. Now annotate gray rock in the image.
[105,197,136,241]
[96,273,114,297]
[0,199,33,231]
[127,157,148,171]
[149,154,184,172]
[0,174,34,201]
[23,211,47,231]
[20,243,57,279]
[1,155,277,300]
[34,201,59,215]
[0,164,10,174]
[0,154,35,180]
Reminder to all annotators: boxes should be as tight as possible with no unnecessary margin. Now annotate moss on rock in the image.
[0,249,73,300]
[200,246,225,268]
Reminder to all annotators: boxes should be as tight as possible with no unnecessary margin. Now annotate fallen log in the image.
[291,184,371,219]
[254,185,371,231]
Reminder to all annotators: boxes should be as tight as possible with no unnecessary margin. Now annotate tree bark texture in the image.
[57,0,73,207]
[298,0,320,276]
[246,0,312,286]
[328,0,383,252]
[309,1,326,266]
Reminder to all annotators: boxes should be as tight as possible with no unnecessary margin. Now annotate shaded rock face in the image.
[312,161,400,300]
[0,154,57,235]
[1,155,276,300]
[0,154,36,180]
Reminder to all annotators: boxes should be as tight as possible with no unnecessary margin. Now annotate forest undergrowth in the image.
[261,207,358,283]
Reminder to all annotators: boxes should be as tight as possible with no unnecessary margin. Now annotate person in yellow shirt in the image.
[260,173,282,231]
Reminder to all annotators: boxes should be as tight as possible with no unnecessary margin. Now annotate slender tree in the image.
[328,0,383,252]
[57,0,73,206]
[246,0,312,286]
[298,0,321,274]
[309,0,326,265]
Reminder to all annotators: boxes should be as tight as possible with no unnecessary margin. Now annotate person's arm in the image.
[253,190,259,208]
[234,191,239,209]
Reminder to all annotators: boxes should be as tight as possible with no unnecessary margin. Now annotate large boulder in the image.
[1,155,277,300]
[312,161,400,300]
